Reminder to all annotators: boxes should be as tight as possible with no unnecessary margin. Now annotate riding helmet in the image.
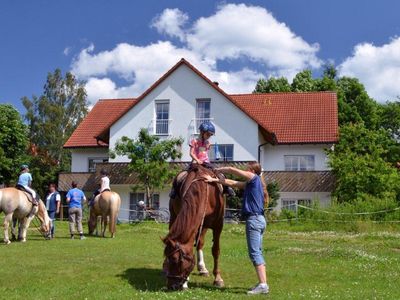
[199,121,216,135]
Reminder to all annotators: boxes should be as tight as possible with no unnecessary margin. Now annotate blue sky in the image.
[1,1,400,113]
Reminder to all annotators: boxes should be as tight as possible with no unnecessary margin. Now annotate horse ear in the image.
[161,236,169,245]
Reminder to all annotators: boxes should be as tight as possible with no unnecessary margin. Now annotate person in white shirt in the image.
[89,169,110,206]
[46,183,61,238]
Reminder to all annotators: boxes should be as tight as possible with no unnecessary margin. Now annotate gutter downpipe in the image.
[258,142,269,164]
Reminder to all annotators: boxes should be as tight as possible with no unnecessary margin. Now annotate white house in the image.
[59,58,338,221]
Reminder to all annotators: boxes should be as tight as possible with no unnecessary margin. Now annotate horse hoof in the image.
[4,240,11,245]
[21,239,26,243]
[199,271,210,277]
[213,280,224,288]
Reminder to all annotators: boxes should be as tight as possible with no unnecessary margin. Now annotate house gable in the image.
[109,63,261,162]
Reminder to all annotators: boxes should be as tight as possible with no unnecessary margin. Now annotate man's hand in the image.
[203,175,219,183]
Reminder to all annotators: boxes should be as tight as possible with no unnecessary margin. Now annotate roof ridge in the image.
[98,98,137,102]
[230,91,336,96]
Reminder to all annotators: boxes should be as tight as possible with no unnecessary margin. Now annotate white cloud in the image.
[186,4,321,71]
[338,37,400,102]
[71,4,322,104]
[63,47,71,56]
[151,8,188,41]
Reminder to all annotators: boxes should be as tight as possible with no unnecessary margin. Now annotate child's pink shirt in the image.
[190,138,211,163]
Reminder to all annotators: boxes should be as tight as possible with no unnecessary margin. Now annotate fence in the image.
[56,203,400,224]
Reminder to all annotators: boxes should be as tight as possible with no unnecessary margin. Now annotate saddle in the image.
[16,185,38,206]
[174,166,223,195]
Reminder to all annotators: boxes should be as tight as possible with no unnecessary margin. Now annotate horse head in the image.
[163,237,195,290]
[36,200,51,236]
[88,211,97,235]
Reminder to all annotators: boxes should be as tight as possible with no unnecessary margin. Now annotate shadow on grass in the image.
[118,268,246,295]
[118,268,166,291]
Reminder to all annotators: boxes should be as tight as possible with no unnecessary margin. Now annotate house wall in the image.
[260,144,332,171]
[71,148,109,172]
[109,64,259,163]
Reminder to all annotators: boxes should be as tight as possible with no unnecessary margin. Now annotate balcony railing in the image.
[152,119,172,135]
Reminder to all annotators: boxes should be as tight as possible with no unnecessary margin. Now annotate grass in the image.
[0,220,399,299]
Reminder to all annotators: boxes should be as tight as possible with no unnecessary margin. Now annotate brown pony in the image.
[163,165,225,290]
[88,191,121,238]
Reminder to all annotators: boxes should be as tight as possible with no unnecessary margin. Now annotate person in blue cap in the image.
[169,121,235,199]
[17,164,38,205]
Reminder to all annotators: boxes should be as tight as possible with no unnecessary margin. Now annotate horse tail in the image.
[109,192,121,236]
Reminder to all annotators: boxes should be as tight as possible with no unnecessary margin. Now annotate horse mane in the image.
[164,166,215,245]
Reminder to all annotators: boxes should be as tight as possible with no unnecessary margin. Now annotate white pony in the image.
[0,187,51,244]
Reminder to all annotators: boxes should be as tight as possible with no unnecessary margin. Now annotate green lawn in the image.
[0,221,399,299]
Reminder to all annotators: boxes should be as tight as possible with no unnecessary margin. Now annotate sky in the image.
[1,0,400,113]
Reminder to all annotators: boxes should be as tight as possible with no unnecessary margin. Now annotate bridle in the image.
[165,241,195,287]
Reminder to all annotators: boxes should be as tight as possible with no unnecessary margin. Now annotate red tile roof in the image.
[64,59,338,148]
[230,92,338,144]
[64,98,136,148]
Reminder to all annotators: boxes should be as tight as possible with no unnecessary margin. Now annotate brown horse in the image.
[163,165,225,290]
[88,191,121,238]
[0,187,51,244]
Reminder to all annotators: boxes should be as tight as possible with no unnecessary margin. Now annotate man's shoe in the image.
[247,283,269,295]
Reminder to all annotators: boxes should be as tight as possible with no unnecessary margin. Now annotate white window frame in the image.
[88,157,109,173]
[284,155,315,171]
[154,100,171,135]
[209,144,234,161]
[194,99,211,133]
[281,198,312,211]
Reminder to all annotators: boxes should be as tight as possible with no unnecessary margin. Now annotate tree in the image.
[267,182,280,208]
[336,77,380,129]
[22,69,88,171]
[112,128,184,206]
[253,77,291,93]
[291,70,316,92]
[328,124,400,203]
[253,65,400,204]
[0,104,29,185]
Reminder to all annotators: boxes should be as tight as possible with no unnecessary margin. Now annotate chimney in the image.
[213,81,219,86]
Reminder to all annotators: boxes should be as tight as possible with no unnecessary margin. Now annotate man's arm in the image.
[216,166,254,181]
[56,194,61,213]
[204,175,246,189]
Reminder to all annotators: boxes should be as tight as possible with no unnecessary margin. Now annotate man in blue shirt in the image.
[205,162,270,295]
[66,181,86,240]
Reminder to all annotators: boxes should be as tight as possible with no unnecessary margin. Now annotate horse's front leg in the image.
[212,225,224,287]
[3,213,13,244]
[197,228,209,276]
[20,215,35,242]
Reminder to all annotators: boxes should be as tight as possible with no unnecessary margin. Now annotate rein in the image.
[195,183,209,247]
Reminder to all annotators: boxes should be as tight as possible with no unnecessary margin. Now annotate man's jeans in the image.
[245,215,266,266]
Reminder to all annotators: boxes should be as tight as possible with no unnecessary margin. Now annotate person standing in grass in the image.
[66,181,86,240]
[205,162,269,295]
[45,183,61,239]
